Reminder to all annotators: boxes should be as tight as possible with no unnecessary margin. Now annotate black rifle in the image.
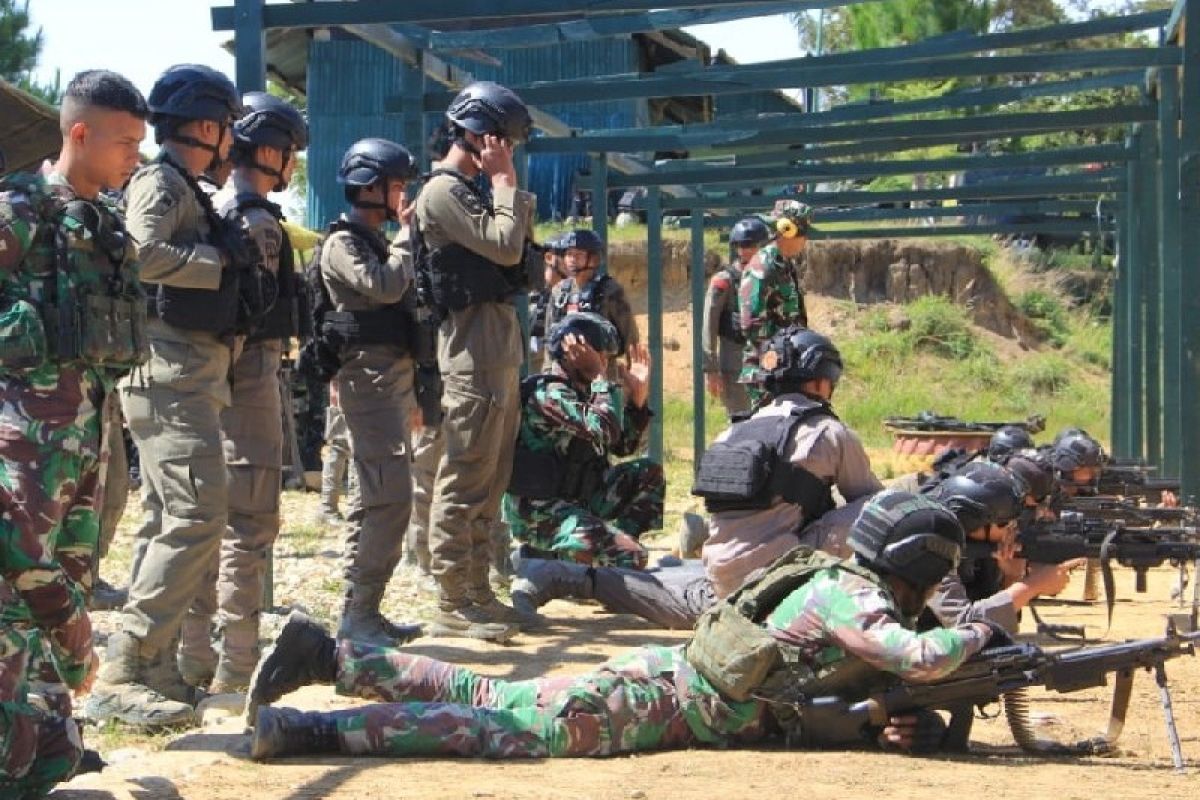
[1054,496,1198,527]
[1091,461,1183,504]
[791,625,1199,770]
[882,410,1046,434]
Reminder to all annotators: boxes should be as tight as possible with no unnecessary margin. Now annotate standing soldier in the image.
[316,138,424,646]
[543,229,638,377]
[0,69,149,796]
[703,217,770,419]
[317,379,358,527]
[414,81,535,642]
[738,200,813,404]
[87,64,246,729]
[209,91,309,692]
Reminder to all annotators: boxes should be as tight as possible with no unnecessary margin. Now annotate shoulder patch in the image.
[448,180,486,216]
[711,275,731,293]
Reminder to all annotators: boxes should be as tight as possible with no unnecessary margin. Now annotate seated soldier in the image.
[503,313,663,569]
[921,461,1083,633]
[510,325,882,629]
[246,491,999,760]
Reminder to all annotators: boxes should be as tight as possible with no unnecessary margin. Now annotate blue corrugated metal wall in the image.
[307,37,643,224]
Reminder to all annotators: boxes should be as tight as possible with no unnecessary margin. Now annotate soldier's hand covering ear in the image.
[563,333,606,382]
[480,134,517,187]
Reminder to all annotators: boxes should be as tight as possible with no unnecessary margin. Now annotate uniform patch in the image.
[711,276,731,293]
[448,181,487,216]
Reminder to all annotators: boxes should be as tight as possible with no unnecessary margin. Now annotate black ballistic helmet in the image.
[759,325,843,392]
[1050,428,1106,474]
[148,64,241,124]
[447,81,533,144]
[1004,449,1056,503]
[729,217,772,247]
[560,229,604,255]
[987,425,1035,462]
[234,92,308,151]
[928,461,1025,533]
[337,138,418,186]
[849,490,965,589]
[548,312,620,362]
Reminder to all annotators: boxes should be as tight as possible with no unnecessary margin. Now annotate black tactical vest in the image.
[413,170,528,318]
[222,193,309,345]
[692,396,836,521]
[507,373,610,502]
[144,155,274,337]
[714,267,745,345]
[551,273,626,353]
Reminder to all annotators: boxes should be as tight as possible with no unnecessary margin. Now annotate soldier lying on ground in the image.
[509,324,881,629]
[503,312,663,569]
[919,460,1083,634]
[245,491,998,761]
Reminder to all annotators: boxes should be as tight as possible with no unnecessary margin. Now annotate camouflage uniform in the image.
[0,171,142,795]
[737,243,807,403]
[503,370,662,569]
[286,565,989,758]
[543,272,638,380]
[701,264,748,419]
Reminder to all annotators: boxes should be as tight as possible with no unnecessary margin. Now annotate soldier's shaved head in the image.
[60,70,149,134]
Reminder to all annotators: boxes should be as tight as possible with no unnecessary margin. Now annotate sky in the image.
[29,0,1136,94]
[28,0,807,93]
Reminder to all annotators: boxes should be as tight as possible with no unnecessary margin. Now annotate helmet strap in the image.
[167,123,228,173]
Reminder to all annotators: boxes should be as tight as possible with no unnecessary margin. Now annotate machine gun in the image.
[881,410,1046,434]
[1091,460,1183,504]
[791,625,1199,770]
[1054,496,1198,528]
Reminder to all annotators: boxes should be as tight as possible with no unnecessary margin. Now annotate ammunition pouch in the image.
[321,308,411,351]
[692,399,836,520]
[685,545,886,708]
[0,297,48,369]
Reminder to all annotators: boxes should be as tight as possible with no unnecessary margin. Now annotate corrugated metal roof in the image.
[0,80,60,173]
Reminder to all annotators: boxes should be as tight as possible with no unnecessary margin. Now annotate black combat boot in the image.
[246,612,338,723]
[250,707,341,761]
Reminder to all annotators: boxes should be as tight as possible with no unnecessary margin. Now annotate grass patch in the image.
[1012,353,1072,396]
[1017,289,1070,347]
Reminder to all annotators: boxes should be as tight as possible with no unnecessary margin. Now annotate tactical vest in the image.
[692,397,836,520]
[297,219,416,383]
[412,170,534,318]
[714,267,745,345]
[507,373,610,502]
[0,173,148,373]
[685,545,894,739]
[551,273,626,354]
[222,193,310,345]
[144,156,275,337]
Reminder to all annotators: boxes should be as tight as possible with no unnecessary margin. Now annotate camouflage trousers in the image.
[0,629,83,799]
[503,459,664,569]
[323,640,768,758]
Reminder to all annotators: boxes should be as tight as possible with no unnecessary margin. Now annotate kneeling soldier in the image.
[503,312,663,569]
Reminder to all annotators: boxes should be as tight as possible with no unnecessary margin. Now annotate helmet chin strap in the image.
[167,123,228,173]
[250,150,291,193]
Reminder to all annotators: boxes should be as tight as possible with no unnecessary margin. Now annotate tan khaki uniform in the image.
[320,217,415,609]
[701,266,749,419]
[702,394,883,599]
[210,188,287,684]
[115,157,232,663]
[416,173,534,610]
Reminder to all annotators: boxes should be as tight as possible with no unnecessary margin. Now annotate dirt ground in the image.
[53,533,1200,799]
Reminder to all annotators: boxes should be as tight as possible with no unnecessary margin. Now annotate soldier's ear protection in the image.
[775,217,808,239]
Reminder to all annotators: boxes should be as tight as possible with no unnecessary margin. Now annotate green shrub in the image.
[906,295,978,359]
[1017,290,1069,347]
[1012,354,1071,395]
